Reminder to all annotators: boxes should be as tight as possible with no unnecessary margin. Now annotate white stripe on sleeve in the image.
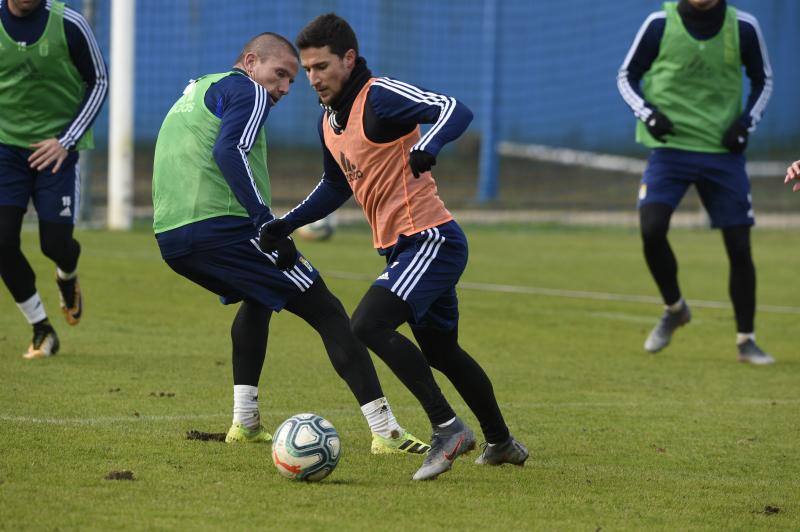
[736,11,773,131]
[371,78,456,152]
[238,82,268,205]
[617,11,665,122]
[57,4,109,148]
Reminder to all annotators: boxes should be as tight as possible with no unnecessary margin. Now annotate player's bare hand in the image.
[785,160,800,192]
[28,138,69,173]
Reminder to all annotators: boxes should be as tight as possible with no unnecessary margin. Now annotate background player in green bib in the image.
[0,0,107,359]
[618,0,774,364]
[152,33,428,452]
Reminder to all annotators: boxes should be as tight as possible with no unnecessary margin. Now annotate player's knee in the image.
[0,234,20,257]
[639,204,672,242]
[351,308,392,346]
[640,216,669,243]
[412,326,451,353]
[724,230,753,265]
[0,223,21,252]
[317,292,348,322]
[39,223,77,263]
[729,242,752,264]
[412,325,462,369]
[39,237,67,262]
[350,310,374,344]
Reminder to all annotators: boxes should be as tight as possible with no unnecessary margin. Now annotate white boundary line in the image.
[326,270,800,315]
[0,413,227,425]
[3,399,798,426]
[498,141,790,179]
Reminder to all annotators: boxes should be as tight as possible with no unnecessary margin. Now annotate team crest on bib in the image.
[638,184,647,200]
[299,256,313,272]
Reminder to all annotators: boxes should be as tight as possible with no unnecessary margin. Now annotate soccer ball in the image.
[272,413,341,481]
[295,214,337,242]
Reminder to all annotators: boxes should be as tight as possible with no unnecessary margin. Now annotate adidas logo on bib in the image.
[339,152,363,182]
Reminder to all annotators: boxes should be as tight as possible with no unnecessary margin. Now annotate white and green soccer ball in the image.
[271,413,341,481]
[295,214,337,242]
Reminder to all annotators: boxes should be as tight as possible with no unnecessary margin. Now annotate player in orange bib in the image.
[259,13,528,480]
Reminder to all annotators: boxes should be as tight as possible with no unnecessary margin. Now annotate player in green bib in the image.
[0,0,107,359]
[618,0,774,364]
[152,32,429,454]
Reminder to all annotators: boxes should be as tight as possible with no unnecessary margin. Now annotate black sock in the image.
[640,203,681,305]
[284,277,383,406]
[231,301,270,386]
[411,324,510,444]
[351,286,456,426]
[33,317,52,330]
[0,206,37,302]
[723,225,756,333]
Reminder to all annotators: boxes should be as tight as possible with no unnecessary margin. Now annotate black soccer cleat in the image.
[56,273,82,326]
[475,436,529,466]
[23,321,60,360]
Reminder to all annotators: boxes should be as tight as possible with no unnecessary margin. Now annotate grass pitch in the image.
[1,223,798,530]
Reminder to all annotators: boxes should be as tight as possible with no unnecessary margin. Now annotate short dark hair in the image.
[295,13,358,57]
[236,32,299,64]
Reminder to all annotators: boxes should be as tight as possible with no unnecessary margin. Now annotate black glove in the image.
[644,110,675,143]
[258,219,297,271]
[408,150,436,178]
[722,121,749,154]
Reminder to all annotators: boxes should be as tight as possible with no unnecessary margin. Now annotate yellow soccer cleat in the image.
[22,323,60,360]
[224,422,272,443]
[371,429,431,455]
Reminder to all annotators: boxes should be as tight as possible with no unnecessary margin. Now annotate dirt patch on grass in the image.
[150,391,175,397]
[105,470,135,481]
[186,430,226,442]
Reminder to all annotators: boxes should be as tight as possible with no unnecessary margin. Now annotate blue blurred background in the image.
[78,0,799,156]
[65,0,799,213]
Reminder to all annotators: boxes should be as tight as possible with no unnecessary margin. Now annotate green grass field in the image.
[1,223,798,530]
